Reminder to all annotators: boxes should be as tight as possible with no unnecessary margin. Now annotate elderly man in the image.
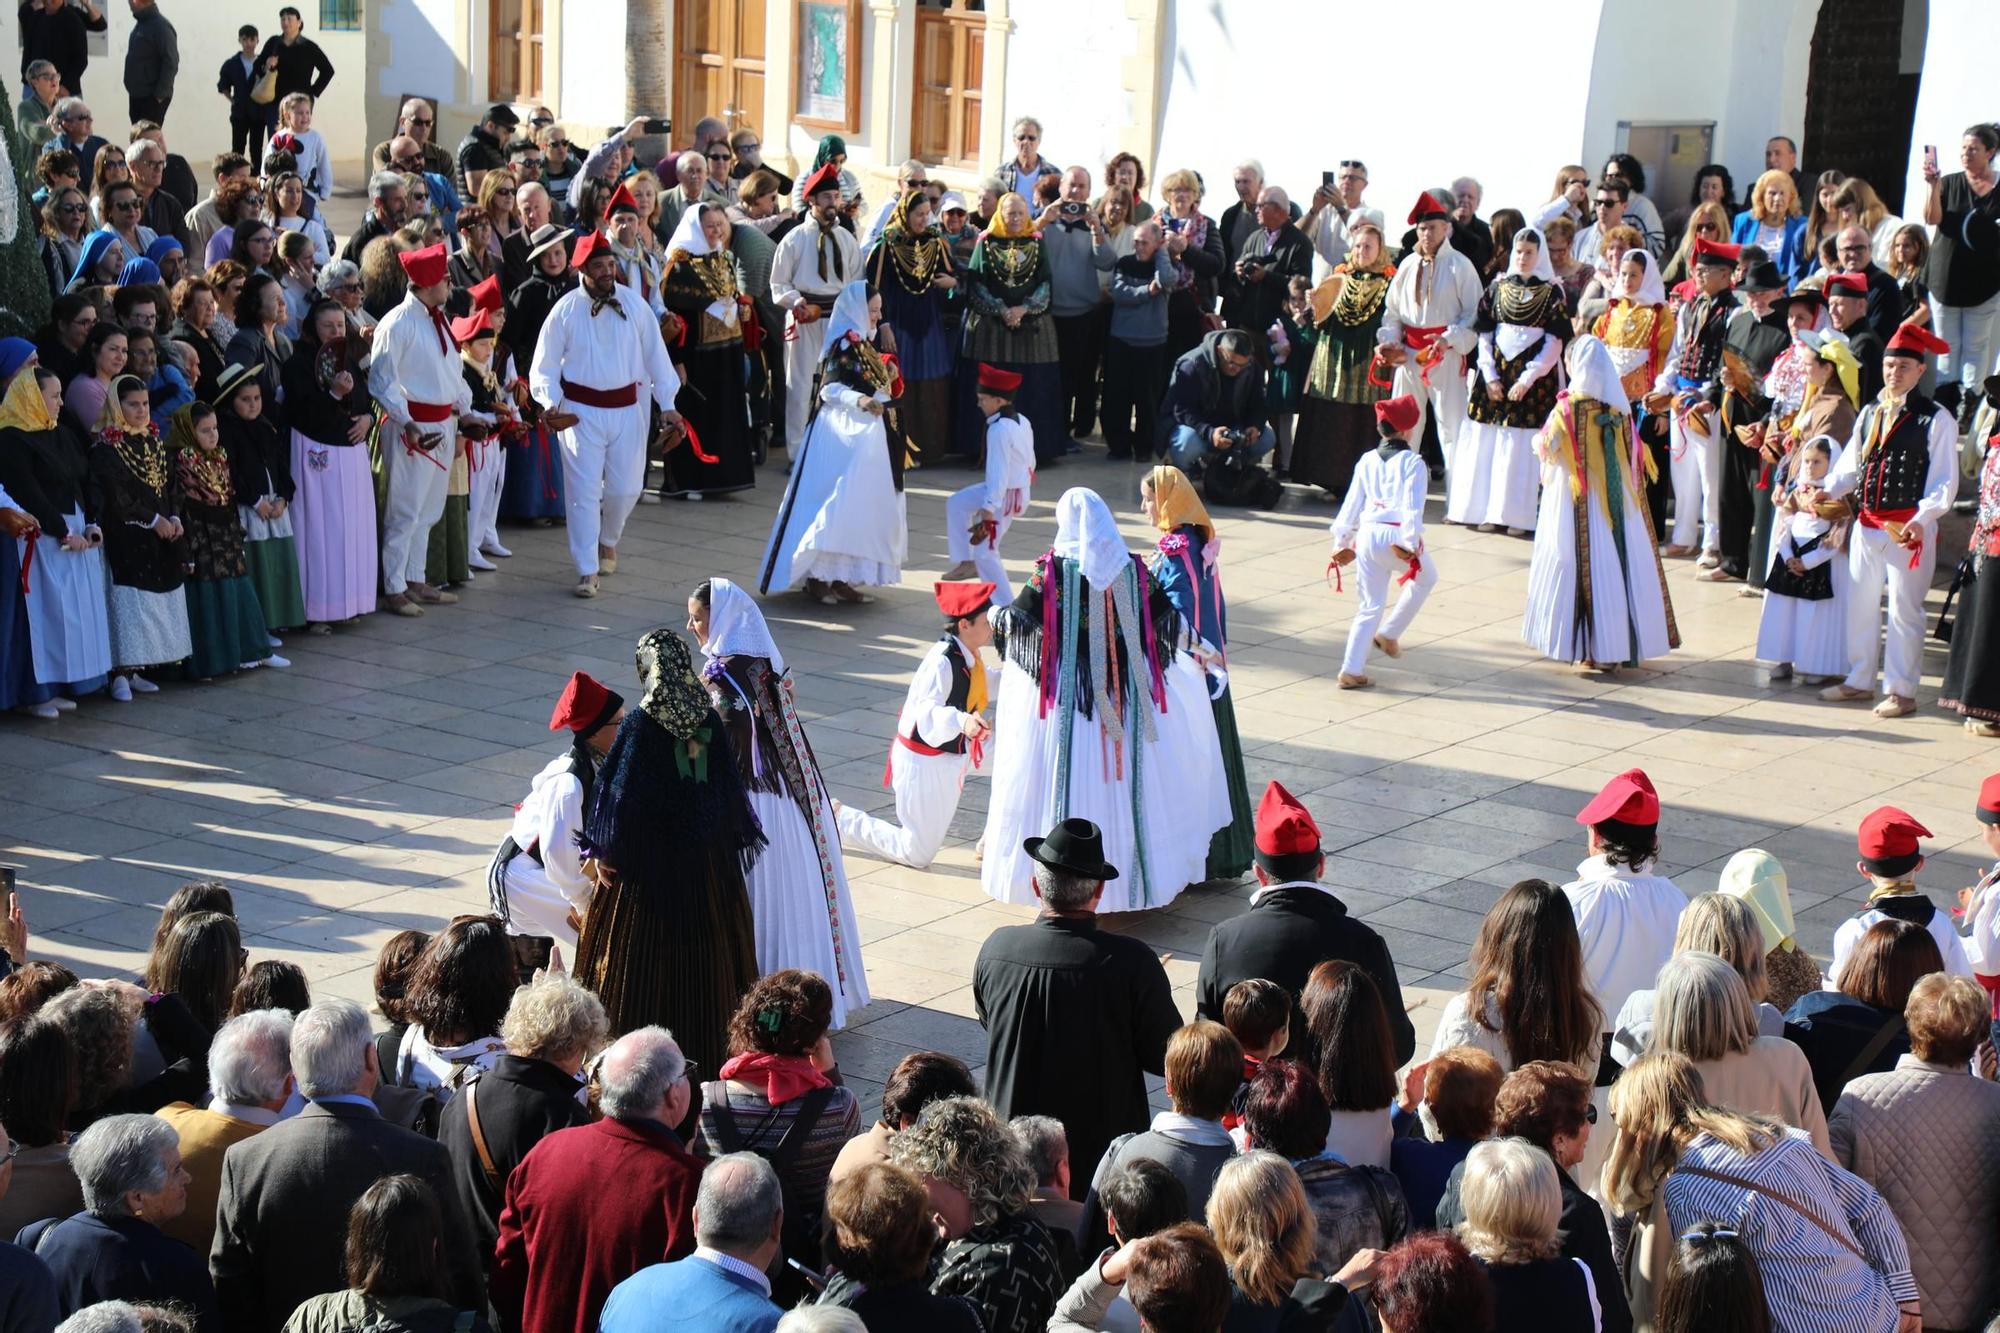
[1824,272,1886,405]
[974,818,1182,1199]
[338,170,407,266]
[1835,224,1911,341]
[725,125,789,196]
[1221,184,1312,340]
[16,60,62,154]
[1449,175,1494,274]
[1101,219,1175,460]
[503,181,552,283]
[129,121,197,222]
[658,115,728,190]
[125,136,187,247]
[1039,165,1117,445]
[154,1009,292,1259]
[860,158,930,250]
[1219,159,1266,262]
[1164,327,1273,474]
[770,163,860,454]
[657,149,710,245]
[492,1026,706,1333]
[538,123,579,200]
[18,0,106,101]
[183,150,251,255]
[1301,158,1371,270]
[598,1153,785,1333]
[457,102,519,197]
[371,97,456,178]
[212,999,480,1333]
[40,97,107,191]
[1379,190,1485,489]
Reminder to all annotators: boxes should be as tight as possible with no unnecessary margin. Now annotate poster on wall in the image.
[795,0,861,131]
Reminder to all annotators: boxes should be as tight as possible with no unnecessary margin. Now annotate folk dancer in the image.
[942,363,1036,603]
[1830,806,1975,981]
[1648,237,1739,561]
[770,163,860,454]
[1327,394,1436,690]
[1952,775,2000,1014]
[1376,191,1481,485]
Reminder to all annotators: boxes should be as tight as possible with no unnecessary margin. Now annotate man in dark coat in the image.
[1162,328,1272,471]
[122,0,178,125]
[1220,184,1314,341]
[1195,782,1416,1064]
[1707,260,1793,584]
[974,818,1182,1201]
[211,998,483,1333]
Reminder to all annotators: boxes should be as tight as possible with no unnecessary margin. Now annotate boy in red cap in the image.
[1377,191,1482,487]
[1831,805,1973,981]
[1647,237,1738,560]
[769,163,860,455]
[833,581,999,869]
[942,365,1036,600]
[1821,324,1960,717]
[1328,393,1437,688]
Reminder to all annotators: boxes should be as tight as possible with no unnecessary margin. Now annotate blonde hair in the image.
[628,168,665,232]
[1674,895,1769,1004]
[1749,169,1801,224]
[1159,168,1201,198]
[1205,1151,1317,1306]
[1458,1138,1563,1265]
[1652,952,1759,1062]
[1668,202,1732,273]
[1830,177,1889,233]
[500,973,610,1065]
[1601,1051,1780,1214]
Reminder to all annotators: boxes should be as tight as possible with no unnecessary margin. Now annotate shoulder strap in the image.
[763,1085,838,1174]
[1837,1013,1907,1088]
[462,1077,503,1193]
[702,1081,749,1154]
[1671,1163,1866,1262]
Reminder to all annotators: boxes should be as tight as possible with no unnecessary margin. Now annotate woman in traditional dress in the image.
[213,362,306,636]
[575,627,762,1067]
[757,280,907,605]
[1523,335,1679,672]
[1592,249,1676,534]
[688,578,870,1028]
[497,228,569,522]
[88,374,191,700]
[1290,218,1394,499]
[1141,465,1252,882]
[1452,226,1573,535]
[981,488,1231,911]
[281,297,377,630]
[869,189,957,467]
[659,202,756,501]
[169,403,281,678]
[955,191,1063,465]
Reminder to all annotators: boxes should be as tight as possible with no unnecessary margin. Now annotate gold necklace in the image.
[1495,276,1561,326]
[1329,266,1389,325]
[110,428,168,495]
[984,238,1039,289]
[669,251,738,305]
[884,230,946,294]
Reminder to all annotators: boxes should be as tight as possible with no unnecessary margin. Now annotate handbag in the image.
[251,65,279,105]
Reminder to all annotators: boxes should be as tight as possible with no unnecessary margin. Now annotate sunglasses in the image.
[409,117,434,127]
[546,139,569,150]
[707,152,731,163]
[329,282,360,294]
[492,188,516,198]
[55,202,83,214]
[737,141,759,152]
[112,199,140,211]
[1594,198,1619,207]
[1584,1103,1598,1124]
[1696,222,1718,233]
[1016,134,1038,142]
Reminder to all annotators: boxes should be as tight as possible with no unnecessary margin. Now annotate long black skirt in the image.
[1289,397,1375,498]
[1941,559,2000,723]
[663,343,756,498]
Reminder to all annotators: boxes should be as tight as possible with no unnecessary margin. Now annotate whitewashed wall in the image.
[1000,0,1138,191]
[1903,0,1987,215]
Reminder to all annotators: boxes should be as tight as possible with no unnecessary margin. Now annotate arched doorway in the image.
[1801,0,1926,212]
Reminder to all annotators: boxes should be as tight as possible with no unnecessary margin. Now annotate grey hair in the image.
[72,1115,178,1217]
[52,97,89,124]
[368,171,405,202]
[292,998,374,1097]
[127,139,164,164]
[1260,185,1290,209]
[1234,159,1265,181]
[518,181,549,206]
[1215,328,1256,358]
[25,60,56,82]
[1452,176,1483,197]
[1011,117,1043,137]
[55,1304,144,1333]
[1652,951,1758,1063]
[899,159,927,182]
[1032,863,1100,912]
[1009,1115,1069,1185]
[676,149,706,175]
[209,1009,295,1105]
[694,1152,783,1250]
[598,1026,685,1120]
[317,259,360,293]
[775,1312,866,1333]
[978,174,1007,199]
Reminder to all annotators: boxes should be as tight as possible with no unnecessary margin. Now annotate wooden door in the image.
[675,0,769,146]
[490,0,545,103]
[912,0,985,168]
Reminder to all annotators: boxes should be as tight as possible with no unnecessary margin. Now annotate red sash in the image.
[407,400,454,423]
[1858,505,1923,569]
[559,378,639,409]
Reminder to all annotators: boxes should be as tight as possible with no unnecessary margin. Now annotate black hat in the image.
[486,104,521,129]
[1023,818,1120,881]
[1782,286,1825,309]
[1736,261,1787,295]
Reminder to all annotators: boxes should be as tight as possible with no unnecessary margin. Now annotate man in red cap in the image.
[1194,781,1414,1062]
[833,581,999,869]
[1328,393,1436,688]
[1821,323,1959,717]
[1561,768,1686,1079]
[527,226,683,598]
[1377,190,1482,487]
[603,181,668,318]
[368,240,475,616]
[769,163,859,455]
[941,365,1036,598]
[1646,236,1739,559]
[1823,271,1885,405]
[488,671,626,972]
[1831,805,1973,980]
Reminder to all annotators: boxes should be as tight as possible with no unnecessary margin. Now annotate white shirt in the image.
[367,290,473,428]
[271,126,333,200]
[501,750,597,941]
[1377,242,1481,359]
[528,281,682,413]
[1330,446,1428,548]
[395,1028,507,1099]
[1825,399,1961,535]
[983,412,1036,517]
[1830,898,1975,984]
[1561,855,1686,1032]
[1961,863,2000,975]
[692,1247,772,1296]
[770,218,861,307]
[898,635,995,749]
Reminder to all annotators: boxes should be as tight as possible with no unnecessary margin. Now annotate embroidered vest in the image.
[1857,394,1942,517]
[901,637,972,754]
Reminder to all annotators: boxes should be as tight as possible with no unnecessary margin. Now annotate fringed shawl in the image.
[577,709,766,885]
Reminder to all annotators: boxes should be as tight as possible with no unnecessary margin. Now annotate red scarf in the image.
[718,1052,832,1104]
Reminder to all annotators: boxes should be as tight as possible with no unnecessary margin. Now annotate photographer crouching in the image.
[1163,329,1280,506]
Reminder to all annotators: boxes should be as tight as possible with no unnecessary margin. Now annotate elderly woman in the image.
[659,201,755,499]
[1606,1050,1918,1333]
[888,1096,1065,1333]
[1373,1232,1493,1333]
[282,297,378,630]
[1458,1138,1598,1332]
[394,916,516,1099]
[281,1174,491,1333]
[1205,1151,1372,1331]
[1611,894,1788,1064]
[818,1163,984,1330]
[956,190,1063,464]
[1733,171,1809,283]
[168,278,227,400]
[21,1115,215,1325]
[40,187,89,298]
[1290,216,1393,498]
[1787,918,1941,1115]
[0,1015,85,1238]
[1157,168,1226,360]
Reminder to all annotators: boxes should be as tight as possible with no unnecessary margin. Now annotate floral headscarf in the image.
[1144,464,1214,544]
[635,628,711,740]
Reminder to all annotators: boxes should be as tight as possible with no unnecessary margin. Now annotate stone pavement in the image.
[4,446,1996,1115]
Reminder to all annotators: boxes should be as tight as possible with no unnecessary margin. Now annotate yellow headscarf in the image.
[1718,848,1798,952]
[1810,335,1861,408]
[1145,464,1215,543]
[985,192,1035,239]
[0,368,55,434]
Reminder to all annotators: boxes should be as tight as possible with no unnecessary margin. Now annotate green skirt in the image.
[426,494,470,587]
[244,536,306,633]
[184,575,271,678]
[1206,685,1255,882]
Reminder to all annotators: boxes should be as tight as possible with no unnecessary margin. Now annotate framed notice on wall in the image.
[794,0,861,131]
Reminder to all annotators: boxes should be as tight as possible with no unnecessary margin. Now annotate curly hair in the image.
[1457,1138,1563,1266]
[42,985,137,1123]
[405,916,517,1048]
[0,960,78,1024]
[887,1096,1034,1230]
[726,969,833,1058]
[500,973,609,1066]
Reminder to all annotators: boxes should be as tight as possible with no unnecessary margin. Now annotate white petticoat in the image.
[1523,471,1674,665]
[744,786,871,1027]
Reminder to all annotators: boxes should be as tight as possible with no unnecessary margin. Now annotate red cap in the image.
[1691,237,1743,267]
[1858,806,1930,861]
[1576,768,1661,827]
[976,363,1023,394]
[933,581,997,621]
[549,671,623,733]
[1823,271,1868,298]
[468,274,503,314]
[1374,394,1421,435]
[606,181,639,215]
[1255,781,1321,857]
[398,241,449,289]
[448,308,493,344]
[571,228,613,269]
[1979,775,2000,827]
[801,163,843,200]
[1407,191,1452,225]
[1884,324,1950,359]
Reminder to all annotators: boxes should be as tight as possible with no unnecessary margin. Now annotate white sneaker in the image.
[127,675,160,694]
[481,542,512,559]
[267,635,284,649]
[467,554,498,572]
[261,654,290,669]
[50,696,77,712]
[15,701,59,719]
[110,676,133,702]
[239,660,263,671]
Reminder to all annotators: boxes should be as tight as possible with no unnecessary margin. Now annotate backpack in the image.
[701,1082,837,1269]
[1202,446,1283,508]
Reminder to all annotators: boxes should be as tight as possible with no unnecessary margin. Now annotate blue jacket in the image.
[598,1254,781,1333]
[18,1211,218,1329]
[1730,211,1809,284]
[216,50,268,121]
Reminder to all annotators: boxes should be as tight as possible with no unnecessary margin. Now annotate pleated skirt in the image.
[1446,420,1541,531]
[290,431,378,622]
[743,786,870,1028]
[1290,398,1374,497]
[425,494,470,586]
[240,504,306,633]
[1523,481,1674,666]
[22,520,111,689]
[1942,562,2000,722]
[1755,588,1847,678]
[499,423,567,520]
[184,575,271,678]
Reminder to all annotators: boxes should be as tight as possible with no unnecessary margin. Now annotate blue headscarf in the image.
[145,235,184,268]
[0,338,36,384]
[66,230,124,293]
[119,257,162,288]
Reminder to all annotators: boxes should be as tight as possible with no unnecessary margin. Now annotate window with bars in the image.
[319,0,362,33]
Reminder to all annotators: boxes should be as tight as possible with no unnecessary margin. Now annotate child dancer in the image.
[453,307,511,577]
[171,403,287,678]
[941,363,1035,603]
[214,364,306,639]
[464,275,513,568]
[1754,435,1847,683]
[1328,393,1437,689]
[89,375,191,701]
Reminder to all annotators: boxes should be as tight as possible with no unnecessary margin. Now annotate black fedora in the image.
[1736,260,1788,295]
[1023,818,1120,881]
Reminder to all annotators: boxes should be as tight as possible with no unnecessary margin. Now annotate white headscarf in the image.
[820,279,874,364]
[1053,487,1132,590]
[1616,249,1666,307]
[1565,334,1631,415]
[1509,226,1557,283]
[664,203,736,326]
[701,576,786,673]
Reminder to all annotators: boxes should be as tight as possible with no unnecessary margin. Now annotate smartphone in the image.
[1322,170,1337,189]
[0,867,14,896]
[784,1258,827,1295]
[642,117,671,136]
[1924,144,1939,173]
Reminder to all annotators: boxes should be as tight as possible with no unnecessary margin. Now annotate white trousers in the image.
[467,443,506,556]
[836,744,974,869]
[1340,525,1438,676]
[1843,523,1939,700]
[1391,352,1468,480]
[380,422,455,595]
[945,486,1015,605]
[557,399,649,577]
[1668,408,1721,551]
[783,315,832,450]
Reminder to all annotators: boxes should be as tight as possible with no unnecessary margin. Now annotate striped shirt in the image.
[1663,1130,1917,1333]
[695,1080,861,1220]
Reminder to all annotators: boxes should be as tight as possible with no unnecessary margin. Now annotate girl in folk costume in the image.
[980,487,1231,912]
[462,275,514,568]
[689,578,870,1028]
[576,628,762,1067]
[213,364,307,636]
[1592,249,1675,532]
[1523,335,1679,671]
[1941,423,2000,737]
[169,403,285,678]
[88,375,192,700]
[1745,325,1860,599]
[869,189,958,466]
[281,298,378,629]
[497,227,570,522]
[941,363,1035,603]
[1142,465,1253,881]
[448,308,515,582]
[758,280,907,605]
[1734,288,1835,588]
[1328,395,1440,690]
[1452,227,1574,534]
[1289,216,1394,498]
[1754,435,1850,682]
[661,201,757,500]
[955,191,1064,464]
